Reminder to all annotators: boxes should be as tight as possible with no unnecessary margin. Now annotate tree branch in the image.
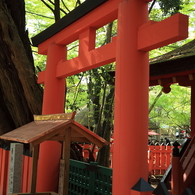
[149,0,157,14]
[61,0,70,13]
[40,0,54,13]
[26,11,54,19]
[149,89,163,114]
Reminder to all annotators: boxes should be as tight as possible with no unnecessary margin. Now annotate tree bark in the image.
[0,0,43,134]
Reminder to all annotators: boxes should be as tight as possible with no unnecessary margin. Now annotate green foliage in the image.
[149,0,194,58]
[158,0,183,15]
[149,84,191,134]
[66,73,88,112]
[25,0,55,36]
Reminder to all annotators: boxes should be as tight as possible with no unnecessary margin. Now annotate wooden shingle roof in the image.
[150,39,195,86]
[0,112,108,148]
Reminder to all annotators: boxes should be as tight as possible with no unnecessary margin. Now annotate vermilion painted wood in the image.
[27,157,32,193]
[21,155,28,192]
[56,36,116,78]
[80,144,173,174]
[21,155,32,193]
[138,13,188,51]
[161,147,166,171]
[148,146,173,175]
[113,0,150,194]
[0,148,3,195]
[79,28,96,54]
[179,136,195,193]
[38,11,188,82]
[0,150,9,195]
[38,37,116,83]
[36,44,66,192]
[37,0,121,55]
[0,148,3,185]
[191,83,195,137]
[182,144,195,170]
[35,0,188,194]
[155,146,160,174]
[172,157,180,195]
[41,44,66,114]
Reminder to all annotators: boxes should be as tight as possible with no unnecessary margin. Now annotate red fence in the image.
[82,144,173,175]
[0,144,172,195]
[148,145,173,175]
[0,147,32,195]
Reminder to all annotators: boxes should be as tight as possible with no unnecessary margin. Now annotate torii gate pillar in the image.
[36,44,66,192]
[114,1,150,194]
[113,0,188,194]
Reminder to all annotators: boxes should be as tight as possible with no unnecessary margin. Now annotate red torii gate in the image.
[32,0,188,194]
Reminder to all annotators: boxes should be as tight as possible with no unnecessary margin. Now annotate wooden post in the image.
[0,149,9,195]
[113,0,188,195]
[113,0,149,194]
[191,82,195,137]
[36,43,66,192]
[58,128,71,195]
[30,145,40,193]
[171,157,180,195]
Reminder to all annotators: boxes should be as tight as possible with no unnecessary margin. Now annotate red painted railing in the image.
[0,148,9,195]
[0,144,172,195]
[82,144,173,175]
[0,147,32,195]
[176,135,195,193]
[148,145,173,175]
[21,155,32,193]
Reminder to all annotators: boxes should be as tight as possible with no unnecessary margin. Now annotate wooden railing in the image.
[0,143,173,195]
[176,135,195,193]
[82,144,173,175]
[0,148,9,195]
[0,146,32,195]
[148,145,173,175]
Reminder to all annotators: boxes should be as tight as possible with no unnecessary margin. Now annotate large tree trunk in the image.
[0,0,43,134]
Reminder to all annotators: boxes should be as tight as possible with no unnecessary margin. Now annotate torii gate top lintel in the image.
[32,0,108,48]
[32,0,188,85]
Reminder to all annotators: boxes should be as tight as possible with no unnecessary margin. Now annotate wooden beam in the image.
[32,0,108,47]
[138,13,188,51]
[38,37,116,83]
[71,137,91,143]
[150,73,195,87]
[36,0,121,54]
[57,37,116,78]
[79,27,96,54]
[71,124,106,148]
[34,112,76,121]
[31,125,71,147]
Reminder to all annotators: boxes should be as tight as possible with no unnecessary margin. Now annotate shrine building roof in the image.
[0,112,108,148]
[150,39,195,86]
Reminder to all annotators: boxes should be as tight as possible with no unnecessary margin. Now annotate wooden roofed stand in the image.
[0,112,108,195]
